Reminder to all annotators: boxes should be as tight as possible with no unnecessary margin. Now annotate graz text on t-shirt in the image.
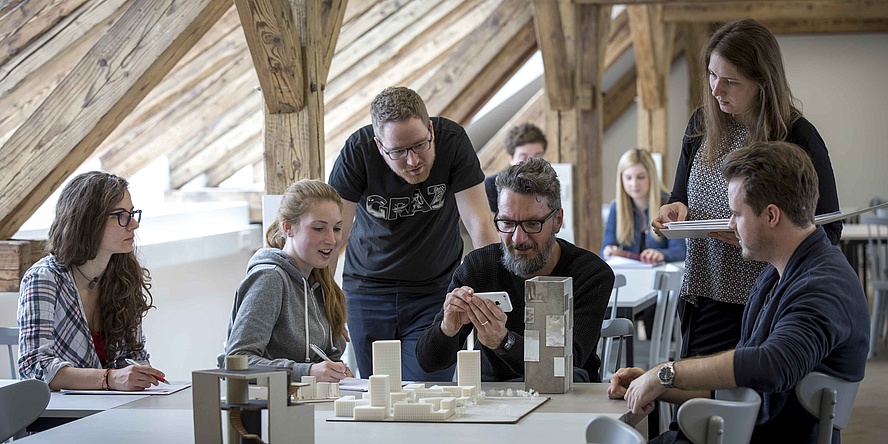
[366,184,446,220]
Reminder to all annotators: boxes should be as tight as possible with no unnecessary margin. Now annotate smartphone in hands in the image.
[473,291,513,312]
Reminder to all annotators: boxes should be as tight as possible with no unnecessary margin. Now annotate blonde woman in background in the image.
[602,149,686,264]
[226,179,352,382]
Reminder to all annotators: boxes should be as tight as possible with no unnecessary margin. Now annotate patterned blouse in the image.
[17,255,150,383]
[682,123,768,305]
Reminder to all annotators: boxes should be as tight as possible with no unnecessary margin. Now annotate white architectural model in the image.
[296,376,340,401]
[333,340,486,422]
[371,340,402,392]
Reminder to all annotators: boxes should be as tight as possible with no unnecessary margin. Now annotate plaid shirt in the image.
[17,255,149,383]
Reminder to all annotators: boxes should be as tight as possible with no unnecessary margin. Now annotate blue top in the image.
[601,194,686,263]
[733,227,869,443]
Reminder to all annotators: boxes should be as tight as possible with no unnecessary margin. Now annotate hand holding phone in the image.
[473,291,513,312]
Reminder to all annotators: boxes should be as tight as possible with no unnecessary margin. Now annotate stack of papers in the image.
[605,256,657,269]
[660,202,888,239]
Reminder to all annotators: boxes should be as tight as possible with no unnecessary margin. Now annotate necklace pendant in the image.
[88,280,97,290]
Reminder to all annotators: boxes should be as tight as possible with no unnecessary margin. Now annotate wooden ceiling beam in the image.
[763,18,888,34]
[324,0,469,103]
[98,15,255,175]
[0,0,231,239]
[234,0,304,113]
[323,0,497,151]
[170,111,263,188]
[341,0,377,24]
[604,8,631,70]
[0,0,127,98]
[328,0,444,85]
[0,2,125,147]
[662,1,888,22]
[167,84,263,179]
[204,134,263,187]
[418,0,534,119]
[0,0,90,67]
[532,0,573,110]
[320,0,347,83]
[440,23,538,124]
[335,0,404,51]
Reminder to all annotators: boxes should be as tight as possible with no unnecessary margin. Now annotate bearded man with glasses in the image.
[415,157,614,382]
[329,86,498,381]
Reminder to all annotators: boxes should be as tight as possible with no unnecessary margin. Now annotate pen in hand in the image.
[309,344,352,377]
[124,358,170,385]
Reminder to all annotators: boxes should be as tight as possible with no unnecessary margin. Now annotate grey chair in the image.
[597,274,631,380]
[0,327,18,380]
[0,379,50,441]
[585,415,646,444]
[676,387,761,444]
[643,270,684,434]
[795,371,860,444]
[861,214,888,359]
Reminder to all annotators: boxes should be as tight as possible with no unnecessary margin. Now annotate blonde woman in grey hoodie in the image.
[226,180,352,382]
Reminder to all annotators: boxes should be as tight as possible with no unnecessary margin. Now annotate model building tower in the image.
[524,276,573,394]
[457,350,481,390]
[372,340,402,392]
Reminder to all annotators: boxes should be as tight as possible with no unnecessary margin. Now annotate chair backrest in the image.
[0,326,19,380]
[648,270,683,367]
[595,274,628,380]
[0,379,51,441]
[677,387,761,444]
[795,371,861,444]
[862,215,888,284]
[585,415,646,444]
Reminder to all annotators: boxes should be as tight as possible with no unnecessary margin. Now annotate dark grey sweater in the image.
[226,248,346,380]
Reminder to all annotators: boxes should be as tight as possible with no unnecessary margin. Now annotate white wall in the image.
[602,32,888,210]
[142,250,254,381]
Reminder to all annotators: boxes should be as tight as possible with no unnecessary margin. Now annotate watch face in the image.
[502,333,515,352]
[658,363,674,386]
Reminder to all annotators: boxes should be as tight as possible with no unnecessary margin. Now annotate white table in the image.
[607,263,684,367]
[16,383,640,443]
[1,379,149,418]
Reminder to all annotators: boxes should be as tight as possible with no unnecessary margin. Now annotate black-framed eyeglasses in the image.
[110,209,142,227]
[494,208,559,234]
[377,134,433,160]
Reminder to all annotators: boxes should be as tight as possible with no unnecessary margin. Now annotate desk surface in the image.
[17,383,632,443]
[1,379,149,418]
[842,223,886,241]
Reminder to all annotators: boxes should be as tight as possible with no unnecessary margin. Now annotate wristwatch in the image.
[658,361,675,388]
[494,331,516,356]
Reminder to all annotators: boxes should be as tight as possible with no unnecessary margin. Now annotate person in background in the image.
[610,141,868,444]
[18,171,166,390]
[483,123,548,214]
[328,86,498,381]
[227,180,351,382]
[602,148,686,339]
[651,19,842,359]
[602,148,686,264]
[416,158,614,382]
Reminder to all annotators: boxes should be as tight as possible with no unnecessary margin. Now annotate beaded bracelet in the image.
[102,368,112,390]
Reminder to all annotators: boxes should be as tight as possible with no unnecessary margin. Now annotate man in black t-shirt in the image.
[328,86,498,381]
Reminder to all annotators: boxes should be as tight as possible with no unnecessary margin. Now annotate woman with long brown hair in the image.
[652,19,842,358]
[226,179,351,382]
[18,171,165,390]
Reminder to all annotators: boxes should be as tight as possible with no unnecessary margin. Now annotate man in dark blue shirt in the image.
[608,141,869,443]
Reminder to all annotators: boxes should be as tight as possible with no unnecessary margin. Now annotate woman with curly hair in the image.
[226,179,352,382]
[18,171,165,390]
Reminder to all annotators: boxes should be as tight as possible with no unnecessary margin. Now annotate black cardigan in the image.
[669,109,842,244]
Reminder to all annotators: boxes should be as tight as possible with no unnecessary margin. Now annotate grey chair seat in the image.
[0,379,51,441]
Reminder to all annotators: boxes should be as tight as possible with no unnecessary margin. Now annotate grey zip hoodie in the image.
[226,248,346,380]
